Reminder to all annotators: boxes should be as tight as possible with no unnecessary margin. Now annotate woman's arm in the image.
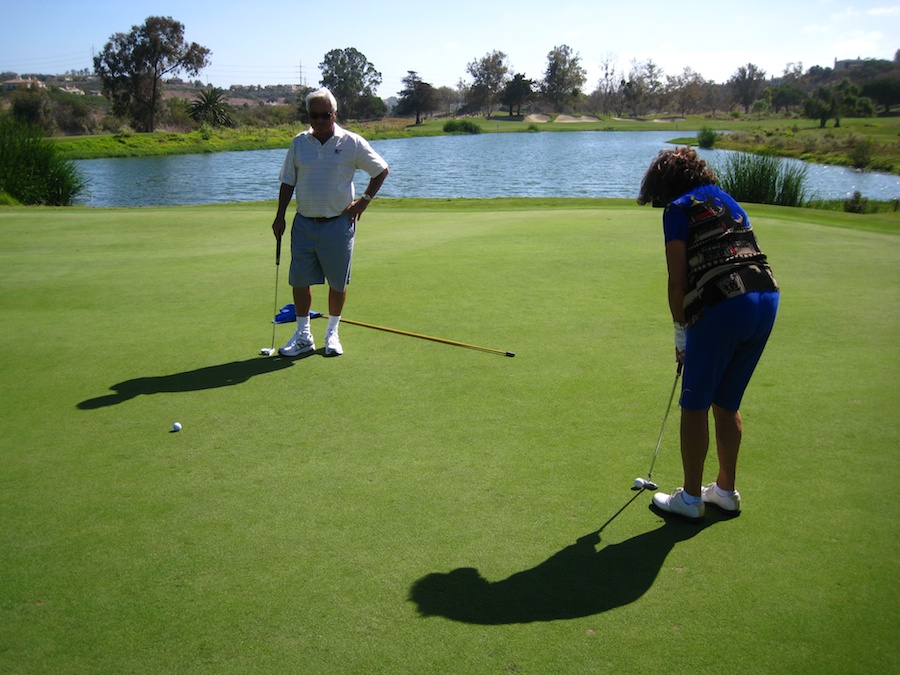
[665,239,688,325]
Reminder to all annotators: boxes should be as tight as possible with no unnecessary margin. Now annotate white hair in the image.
[306,87,338,112]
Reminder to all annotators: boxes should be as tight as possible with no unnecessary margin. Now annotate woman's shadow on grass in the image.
[77,353,310,409]
[409,499,724,624]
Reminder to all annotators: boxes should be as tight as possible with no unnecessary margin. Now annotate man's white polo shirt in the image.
[279,123,388,218]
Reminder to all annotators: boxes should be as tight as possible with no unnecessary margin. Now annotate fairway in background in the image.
[0,200,897,673]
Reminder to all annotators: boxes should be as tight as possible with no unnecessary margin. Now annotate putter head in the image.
[631,478,659,491]
[260,347,276,357]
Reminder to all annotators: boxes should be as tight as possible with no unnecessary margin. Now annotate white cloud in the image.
[801,23,832,34]
[867,6,900,15]
[830,7,862,20]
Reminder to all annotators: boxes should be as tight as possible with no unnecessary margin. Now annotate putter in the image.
[633,361,683,491]
[310,312,515,357]
[259,236,282,357]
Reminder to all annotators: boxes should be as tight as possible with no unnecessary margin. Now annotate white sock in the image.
[714,484,736,498]
[327,315,341,333]
[681,490,702,504]
[297,316,311,335]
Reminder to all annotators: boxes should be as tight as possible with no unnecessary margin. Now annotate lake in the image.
[73,130,900,207]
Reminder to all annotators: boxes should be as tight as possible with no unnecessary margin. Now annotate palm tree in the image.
[189,87,233,127]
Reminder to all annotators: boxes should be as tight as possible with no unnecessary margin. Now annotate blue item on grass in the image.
[274,303,296,324]
[274,305,324,323]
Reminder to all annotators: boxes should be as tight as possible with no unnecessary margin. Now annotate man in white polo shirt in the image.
[272,87,389,357]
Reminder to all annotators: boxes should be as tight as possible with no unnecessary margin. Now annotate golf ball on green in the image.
[173,422,182,432]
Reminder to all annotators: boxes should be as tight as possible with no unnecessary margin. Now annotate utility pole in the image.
[297,61,307,88]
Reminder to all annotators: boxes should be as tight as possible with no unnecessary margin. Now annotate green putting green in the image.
[1,199,897,672]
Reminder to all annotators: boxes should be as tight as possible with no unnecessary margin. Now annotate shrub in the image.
[10,90,55,132]
[233,103,301,128]
[99,115,127,133]
[697,126,717,149]
[846,135,875,169]
[844,191,869,213]
[163,97,195,133]
[0,190,21,205]
[52,94,98,135]
[751,99,770,116]
[0,116,85,206]
[715,152,809,207]
[11,89,101,135]
[443,119,482,134]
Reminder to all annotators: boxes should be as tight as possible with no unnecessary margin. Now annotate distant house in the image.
[834,57,865,71]
[2,77,46,91]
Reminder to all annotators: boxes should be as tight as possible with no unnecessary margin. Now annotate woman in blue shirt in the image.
[637,147,779,523]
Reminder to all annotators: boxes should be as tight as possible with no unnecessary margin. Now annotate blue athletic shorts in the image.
[681,291,779,411]
[288,213,355,291]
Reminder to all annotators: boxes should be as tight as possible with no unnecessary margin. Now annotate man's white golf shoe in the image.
[279,330,316,357]
[325,330,343,357]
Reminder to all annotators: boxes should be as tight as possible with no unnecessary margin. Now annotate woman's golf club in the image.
[260,237,281,357]
[633,362,683,491]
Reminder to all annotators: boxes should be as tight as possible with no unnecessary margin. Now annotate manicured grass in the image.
[1,199,898,672]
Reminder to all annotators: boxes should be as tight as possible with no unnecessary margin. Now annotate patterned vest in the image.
[682,195,779,327]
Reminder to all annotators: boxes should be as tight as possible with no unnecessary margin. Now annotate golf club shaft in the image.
[336,317,515,357]
[270,237,281,351]
[647,362,683,480]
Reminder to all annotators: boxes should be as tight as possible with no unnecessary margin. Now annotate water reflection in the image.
[74,131,900,207]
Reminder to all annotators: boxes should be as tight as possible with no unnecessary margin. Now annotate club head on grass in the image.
[631,478,659,491]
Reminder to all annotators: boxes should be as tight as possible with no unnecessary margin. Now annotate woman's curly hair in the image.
[637,146,717,206]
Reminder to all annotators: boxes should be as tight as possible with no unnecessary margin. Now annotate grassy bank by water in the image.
[53,114,900,176]
[1,199,897,672]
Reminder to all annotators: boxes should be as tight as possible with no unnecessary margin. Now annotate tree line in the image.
[402,50,898,128]
[3,15,899,135]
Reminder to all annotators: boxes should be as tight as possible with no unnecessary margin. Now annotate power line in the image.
[2,50,93,73]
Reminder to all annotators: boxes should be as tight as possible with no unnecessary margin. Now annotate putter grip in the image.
[276,236,282,265]
[677,361,684,375]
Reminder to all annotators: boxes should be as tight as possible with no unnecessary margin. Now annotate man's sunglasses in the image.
[309,111,334,120]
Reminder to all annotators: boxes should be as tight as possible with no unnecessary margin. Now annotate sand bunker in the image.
[554,114,601,123]
[523,114,601,123]
[613,116,687,123]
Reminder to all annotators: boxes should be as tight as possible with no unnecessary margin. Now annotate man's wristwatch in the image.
[361,193,372,202]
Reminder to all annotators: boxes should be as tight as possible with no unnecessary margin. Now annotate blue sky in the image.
[2,0,897,97]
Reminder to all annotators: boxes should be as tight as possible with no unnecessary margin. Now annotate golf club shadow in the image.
[77,353,306,409]
[409,500,725,624]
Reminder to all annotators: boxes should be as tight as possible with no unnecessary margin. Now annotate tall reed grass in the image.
[714,152,809,207]
[0,116,85,205]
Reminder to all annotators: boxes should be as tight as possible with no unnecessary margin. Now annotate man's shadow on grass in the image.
[77,352,313,409]
[409,498,724,624]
